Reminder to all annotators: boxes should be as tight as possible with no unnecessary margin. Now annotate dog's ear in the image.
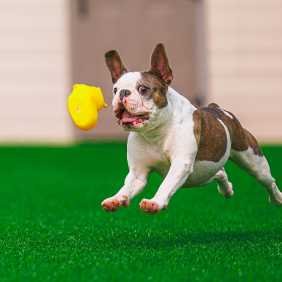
[105,50,129,84]
[149,43,173,86]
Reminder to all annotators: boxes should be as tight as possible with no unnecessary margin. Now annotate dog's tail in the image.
[208,103,220,108]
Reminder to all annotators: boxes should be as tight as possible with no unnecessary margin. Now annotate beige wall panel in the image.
[0,95,67,120]
[208,8,282,31]
[0,53,66,73]
[206,0,282,142]
[0,31,66,53]
[211,94,282,116]
[0,0,72,142]
[208,0,282,8]
[210,54,282,74]
[0,73,67,96]
[244,119,282,142]
[0,120,70,141]
[209,31,282,53]
[210,75,282,97]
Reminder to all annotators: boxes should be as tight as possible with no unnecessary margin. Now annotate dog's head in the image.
[105,43,173,132]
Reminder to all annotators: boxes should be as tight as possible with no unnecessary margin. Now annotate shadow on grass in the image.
[96,225,282,252]
[172,228,281,244]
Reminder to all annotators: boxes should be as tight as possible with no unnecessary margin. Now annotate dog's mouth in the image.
[115,106,150,127]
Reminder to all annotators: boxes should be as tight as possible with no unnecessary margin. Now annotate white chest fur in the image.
[128,88,196,175]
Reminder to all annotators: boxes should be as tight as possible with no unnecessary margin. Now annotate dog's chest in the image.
[128,120,196,178]
[128,134,171,176]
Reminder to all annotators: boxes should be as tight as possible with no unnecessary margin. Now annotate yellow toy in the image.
[67,84,107,131]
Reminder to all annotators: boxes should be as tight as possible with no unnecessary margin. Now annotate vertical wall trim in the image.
[195,0,207,107]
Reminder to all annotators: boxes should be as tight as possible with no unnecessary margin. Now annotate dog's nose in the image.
[120,89,131,101]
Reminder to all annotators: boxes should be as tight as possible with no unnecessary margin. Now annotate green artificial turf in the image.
[0,143,281,282]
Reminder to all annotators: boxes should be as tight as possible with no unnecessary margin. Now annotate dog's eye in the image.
[113,88,118,95]
[139,86,149,95]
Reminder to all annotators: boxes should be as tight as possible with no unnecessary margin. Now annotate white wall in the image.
[1,0,281,143]
[0,0,72,142]
[206,0,282,142]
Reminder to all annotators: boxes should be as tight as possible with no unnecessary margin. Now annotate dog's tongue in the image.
[119,109,149,124]
[121,109,139,123]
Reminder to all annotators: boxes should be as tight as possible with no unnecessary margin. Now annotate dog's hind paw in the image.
[220,182,234,199]
[268,182,282,207]
[140,199,167,215]
[269,193,282,207]
[102,195,129,213]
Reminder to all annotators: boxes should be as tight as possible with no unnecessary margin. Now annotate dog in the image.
[101,43,282,215]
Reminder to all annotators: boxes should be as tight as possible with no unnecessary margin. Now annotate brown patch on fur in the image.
[140,72,168,109]
[192,109,201,149]
[243,129,263,156]
[193,103,263,162]
[193,106,228,162]
[105,50,129,84]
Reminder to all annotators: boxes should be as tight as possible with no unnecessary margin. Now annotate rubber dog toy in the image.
[67,84,107,131]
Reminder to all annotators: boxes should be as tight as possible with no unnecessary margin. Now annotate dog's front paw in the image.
[140,199,167,215]
[102,195,129,213]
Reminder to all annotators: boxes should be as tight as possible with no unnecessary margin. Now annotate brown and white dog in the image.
[102,43,282,215]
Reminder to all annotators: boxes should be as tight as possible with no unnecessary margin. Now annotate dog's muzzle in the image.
[119,89,131,101]
[114,103,150,127]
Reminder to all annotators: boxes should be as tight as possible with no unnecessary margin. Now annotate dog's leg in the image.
[102,170,149,213]
[195,167,234,198]
[213,168,234,198]
[230,148,282,206]
[140,158,192,215]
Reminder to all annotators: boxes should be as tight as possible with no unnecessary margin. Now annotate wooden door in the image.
[70,0,205,139]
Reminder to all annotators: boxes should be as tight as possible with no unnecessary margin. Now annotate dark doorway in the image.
[70,0,206,139]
